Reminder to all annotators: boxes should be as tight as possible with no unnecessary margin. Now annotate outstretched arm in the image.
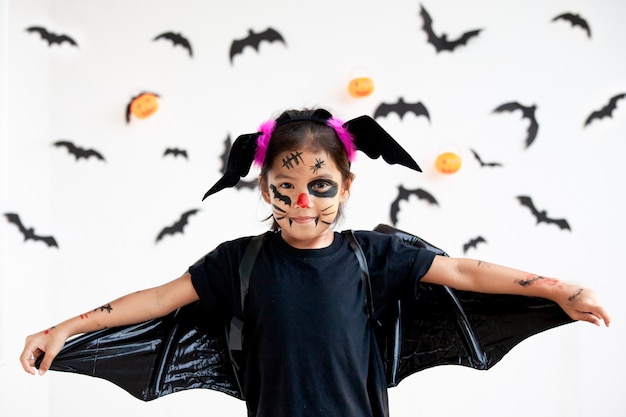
[421,256,611,327]
[20,272,199,375]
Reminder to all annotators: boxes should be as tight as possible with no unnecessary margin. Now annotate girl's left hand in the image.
[559,286,611,326]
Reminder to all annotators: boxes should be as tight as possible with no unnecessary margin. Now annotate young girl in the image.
[21,108,610,417]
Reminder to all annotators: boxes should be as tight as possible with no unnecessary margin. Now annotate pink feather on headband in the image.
[327,117,356,162]
[253,118,276,167]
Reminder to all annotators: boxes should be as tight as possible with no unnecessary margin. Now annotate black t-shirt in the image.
[189,230,436,417]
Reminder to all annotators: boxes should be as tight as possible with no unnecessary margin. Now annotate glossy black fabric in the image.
[39,225,574,405]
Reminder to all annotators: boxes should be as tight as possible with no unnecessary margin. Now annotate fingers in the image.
[20,343,41,375]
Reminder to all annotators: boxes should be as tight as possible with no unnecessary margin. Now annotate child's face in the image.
[261,149,351,249]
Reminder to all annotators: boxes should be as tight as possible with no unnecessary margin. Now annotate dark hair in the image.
[259,109,354,231]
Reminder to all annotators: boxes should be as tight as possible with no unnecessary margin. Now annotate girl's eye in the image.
[311,181,330,190]
[279,182,294,190]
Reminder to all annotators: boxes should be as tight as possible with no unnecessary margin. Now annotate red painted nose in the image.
[297,193,310,208]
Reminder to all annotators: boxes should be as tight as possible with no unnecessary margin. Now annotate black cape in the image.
[37,224,573,400]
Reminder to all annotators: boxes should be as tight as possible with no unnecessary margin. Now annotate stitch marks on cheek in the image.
[282,151,304,169]
[517,273,564,289]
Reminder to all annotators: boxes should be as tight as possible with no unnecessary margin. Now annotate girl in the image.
[21,108,610,417]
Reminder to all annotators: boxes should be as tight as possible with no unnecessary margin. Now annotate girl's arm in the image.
[20,272,199,375]
[421,256,611,327]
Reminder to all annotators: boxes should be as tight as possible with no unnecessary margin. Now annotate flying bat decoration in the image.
[419,5,482,52]
[221,136,257,191]
[229,28,286,64]
[584,93,625,127]
[4,213,58,248]
[163,148,188,159]
[390,185,438,226]
[463,236,486,254]
[551,12,591,38]
[52,140,106,162]
[153,32,193,57]
[493,102,539,148]
[25,26,78,47]
[156,209,200,243]
[374,98,430,122]
[516,196,571,231]
[469,148,502,168]
[126,92,160,123]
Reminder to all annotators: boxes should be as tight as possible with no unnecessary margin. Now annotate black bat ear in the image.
[202,133,260,200]
[344,115,421,172]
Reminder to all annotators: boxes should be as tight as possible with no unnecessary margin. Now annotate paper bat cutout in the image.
[419,5,481,52]
[373,98,430,121]
[390,185,438,226]
[517,196,570,231]
[552,12,591,38]
[220,136,257,191]
[463,236,486,254]
[155,209,199,243]
[229,28,286,64]
[493,102,539,148]
[4,213,58,248]
[52,140,106,162]
[163,148,188,159]
[469,149,502,167]
[37,224,574,400]
[153,32,193,57]
[584,93,625,127]
[25,26,78,47]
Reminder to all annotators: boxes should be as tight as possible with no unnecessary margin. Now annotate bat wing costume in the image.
[37,224,573,402]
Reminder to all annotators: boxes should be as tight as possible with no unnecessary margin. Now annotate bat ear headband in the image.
[202,109,421,200]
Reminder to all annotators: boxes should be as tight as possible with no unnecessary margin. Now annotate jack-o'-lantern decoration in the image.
[348,77,374,98]
[126,92,159,123]
[435,151,462,174]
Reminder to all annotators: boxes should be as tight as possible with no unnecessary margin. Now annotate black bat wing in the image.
[584,93,626,126]
[4,212,58,247]
[448,29,482,50]
[26,26,77,47]
[163,148,188,159]
[517,195,540,217]
[4,213,28,235]
[552,13,591,37]
[156,209,199,242]
[469,149,502,167]
[389,186,437,225]
[463,236,486,254]
[230,28,285,63]
[154,32,193,57]
[419,5,443,52]
[53,140,105,161]
[494,102,538,148]
[374,98,429,120]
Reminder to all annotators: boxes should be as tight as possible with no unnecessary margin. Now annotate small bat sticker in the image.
[493,102,539,148]
[229,28,286,64]
[374,98,430,121]
[163,148,188,159]
[419,5,481,52]
[25,26,78,47]
[552,12,591,38]
[584,93,625,127]
[4,213,58,247]
[153,32,193,57]
[390,185,438,226]
[221,135,257,190]
[53,140,106,162]
[517,196,571,231]
[156,209,200,243]
[463,236,486,254]
[470,149,502,168]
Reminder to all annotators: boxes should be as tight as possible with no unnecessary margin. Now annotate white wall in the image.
[1,0,624,416]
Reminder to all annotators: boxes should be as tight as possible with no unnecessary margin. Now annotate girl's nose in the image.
[296,193,310,208]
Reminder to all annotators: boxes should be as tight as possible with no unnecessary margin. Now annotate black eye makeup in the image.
[307,179,338,198]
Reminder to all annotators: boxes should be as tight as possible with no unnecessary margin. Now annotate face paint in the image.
[270,184,291,206]
[310,158,325,174]
[281,151,304,169]
[307,179,338,198]
[297,193,309,208]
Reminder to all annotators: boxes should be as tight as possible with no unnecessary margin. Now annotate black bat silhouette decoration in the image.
[153,32,193,57]
[374,98,430,121]
[463,236,486,254]
[229,28,286,64]
[493,102,539,149]
[25,26,78,47]
[419,5,481,52]
[163,148,188,159]
[220,135,257,190]
[584,93,625,127]
[156,209,200,243]
[52,140,106,162]
[469,149,502,168]
[552,12,591,38]
[390,185,438,226]
[4,213,58,248]
[517,196,570,231]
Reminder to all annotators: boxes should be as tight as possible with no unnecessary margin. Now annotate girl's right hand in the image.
[20,327,68,375]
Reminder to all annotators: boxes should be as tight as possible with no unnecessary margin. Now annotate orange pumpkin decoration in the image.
[126,92,159,123]
[435,151,462,174]
[348,77,374,98]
